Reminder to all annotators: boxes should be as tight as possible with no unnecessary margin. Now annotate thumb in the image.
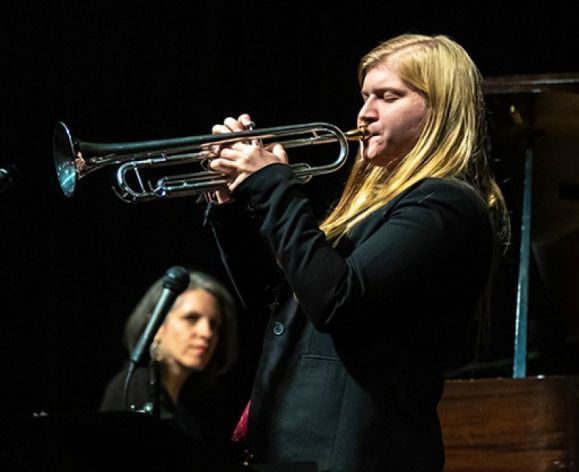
[272,144,288,164]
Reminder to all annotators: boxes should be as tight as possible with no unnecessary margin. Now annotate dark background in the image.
[0,2,578,419]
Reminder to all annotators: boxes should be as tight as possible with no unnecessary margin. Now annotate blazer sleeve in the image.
[205,199,284,313]
[232,163,493,333]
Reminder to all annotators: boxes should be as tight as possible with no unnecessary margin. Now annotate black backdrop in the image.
[1,2,578,418]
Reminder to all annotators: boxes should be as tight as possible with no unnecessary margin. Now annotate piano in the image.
[439,73,579,472]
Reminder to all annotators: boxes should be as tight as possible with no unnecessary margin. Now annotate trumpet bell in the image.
[53,122,78,197]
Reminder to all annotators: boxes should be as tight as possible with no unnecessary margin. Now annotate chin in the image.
[365,149,399,168]
[361,144,384,162]
[180,357,205,372]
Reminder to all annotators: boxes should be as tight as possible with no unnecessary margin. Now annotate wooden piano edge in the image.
[439,375,579,472]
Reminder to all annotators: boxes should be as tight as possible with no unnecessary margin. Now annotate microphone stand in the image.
[123,266,190,414]
[0,165,20,194]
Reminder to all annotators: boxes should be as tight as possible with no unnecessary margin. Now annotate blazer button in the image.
[272,321,285,336]
[244,201,257,218]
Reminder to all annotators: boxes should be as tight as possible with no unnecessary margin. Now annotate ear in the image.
[154,325,166,342]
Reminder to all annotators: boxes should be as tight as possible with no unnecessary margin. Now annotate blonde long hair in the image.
[321,34,509,244]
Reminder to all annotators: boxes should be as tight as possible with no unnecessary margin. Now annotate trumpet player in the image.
[206,33,509,472]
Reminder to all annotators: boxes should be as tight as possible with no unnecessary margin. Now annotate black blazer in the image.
[210,164,493,472]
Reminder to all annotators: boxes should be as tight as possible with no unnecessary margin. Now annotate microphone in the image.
[124,266,190,413]
[129,266,190,366]
[0,165,20,194]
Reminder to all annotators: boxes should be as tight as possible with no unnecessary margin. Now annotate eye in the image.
[382,92,399,102]
[183,313,200,324]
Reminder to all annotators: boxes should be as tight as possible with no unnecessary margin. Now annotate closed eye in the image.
[184,313,201,323]
[382,93,400,102]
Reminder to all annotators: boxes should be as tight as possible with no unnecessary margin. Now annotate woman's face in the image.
[357,62,428,167]
[155,288,221,374]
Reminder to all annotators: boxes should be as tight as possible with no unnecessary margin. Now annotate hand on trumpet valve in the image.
[209,113,288,194]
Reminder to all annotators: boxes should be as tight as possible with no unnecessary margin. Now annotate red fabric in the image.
[231,400,251,442]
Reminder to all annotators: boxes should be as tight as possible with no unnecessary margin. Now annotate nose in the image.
[195,317,213,340]
[358,96,377,127]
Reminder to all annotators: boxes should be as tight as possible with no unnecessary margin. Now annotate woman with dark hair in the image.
[100,270,238,446]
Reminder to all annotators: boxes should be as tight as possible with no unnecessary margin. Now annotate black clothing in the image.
[209,164,493,472]
[0,411,251,472]
[100,364,235,451]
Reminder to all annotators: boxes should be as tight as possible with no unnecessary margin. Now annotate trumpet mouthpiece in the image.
[345,127,369,141]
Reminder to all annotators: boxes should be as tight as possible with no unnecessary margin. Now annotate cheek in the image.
[162,324,189,349]
[389,109,426,147]
[208,333,220,353]
[400,121,422,144]
[405,100,427,134]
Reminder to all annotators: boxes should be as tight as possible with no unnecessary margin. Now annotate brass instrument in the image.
[53,122,367,202]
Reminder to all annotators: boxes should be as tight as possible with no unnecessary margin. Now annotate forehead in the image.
[173,289,221,317]
[361,63,408,91]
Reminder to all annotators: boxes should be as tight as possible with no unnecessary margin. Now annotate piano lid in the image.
[485,72,579,95]
[484,73,579,366]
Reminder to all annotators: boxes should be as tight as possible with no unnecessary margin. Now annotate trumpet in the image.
[53,121,368,203]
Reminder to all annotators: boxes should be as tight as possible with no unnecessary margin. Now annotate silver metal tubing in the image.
[53,121,367,202]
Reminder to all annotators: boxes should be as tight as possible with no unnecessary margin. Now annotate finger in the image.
[224,117,244,132]
[208,126,229,155]
[200,156,212,171]
[239,114,262,146]
[214,188,232,204]
[227,172,249,193]
[271,144,289,164]
[238,114,253,129]
[229,141,254,153]
[220,147,249,160]
[212,124,233,135]
[211,123,239,154]
[209,156,241,174]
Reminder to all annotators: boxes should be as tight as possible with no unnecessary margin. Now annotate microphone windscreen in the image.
[162,266,190,292]
[0,165,21,193]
